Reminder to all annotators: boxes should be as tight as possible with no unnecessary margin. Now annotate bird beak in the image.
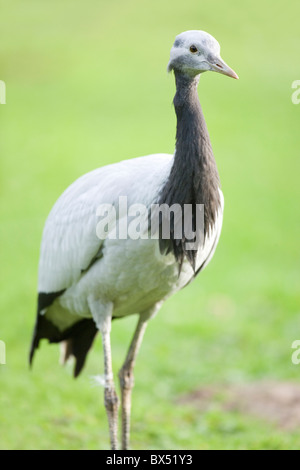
[210,56,239,79]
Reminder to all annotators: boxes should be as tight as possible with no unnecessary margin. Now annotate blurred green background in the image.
[0,0,299,450]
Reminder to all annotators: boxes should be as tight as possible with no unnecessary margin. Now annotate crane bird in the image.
[29,30,238,450]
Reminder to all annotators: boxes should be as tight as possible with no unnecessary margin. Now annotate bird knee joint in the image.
[104,387,119,413]
[119,367,134,390]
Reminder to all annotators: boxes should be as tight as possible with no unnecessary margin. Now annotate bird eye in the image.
[189,45,198,53]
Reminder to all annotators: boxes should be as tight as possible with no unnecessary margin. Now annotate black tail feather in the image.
[29,291,98,377]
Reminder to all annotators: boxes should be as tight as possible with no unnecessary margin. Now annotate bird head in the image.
[167,30,238,80]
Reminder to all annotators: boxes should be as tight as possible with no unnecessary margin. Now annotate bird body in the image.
[37,153,223,324]
[30,30,237,450]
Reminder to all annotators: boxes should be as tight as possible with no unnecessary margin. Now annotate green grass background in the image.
[0,0,299,450]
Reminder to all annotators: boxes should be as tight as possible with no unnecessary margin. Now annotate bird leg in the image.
[99,318,119,450]
[118,316,148,450]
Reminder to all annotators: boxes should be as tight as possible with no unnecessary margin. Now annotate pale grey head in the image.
[167,30,238,80]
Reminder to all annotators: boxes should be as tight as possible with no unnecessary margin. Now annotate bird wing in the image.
[38,154,173,294]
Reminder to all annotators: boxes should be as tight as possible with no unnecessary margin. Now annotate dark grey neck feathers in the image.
[158,72,221,269]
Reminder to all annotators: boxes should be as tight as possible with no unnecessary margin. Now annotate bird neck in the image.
[157,71,221,269]
[172,72,217,181]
